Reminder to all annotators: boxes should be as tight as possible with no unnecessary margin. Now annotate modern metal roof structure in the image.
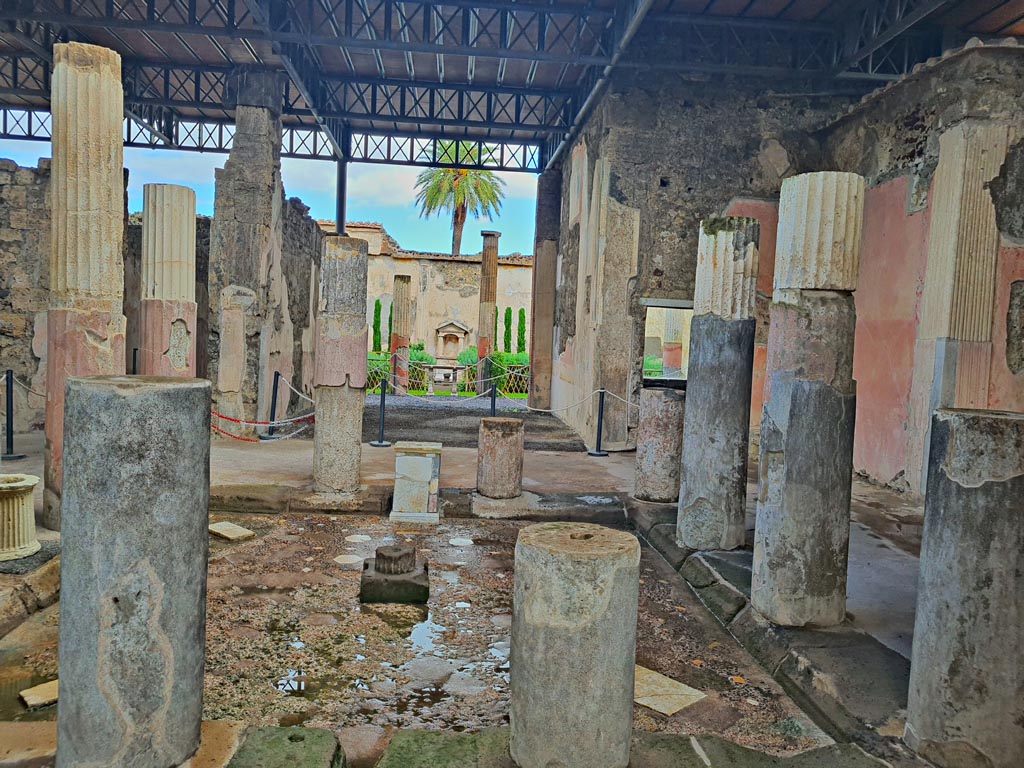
[0,1,1018,171]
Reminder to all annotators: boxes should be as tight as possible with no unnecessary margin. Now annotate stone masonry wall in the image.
[0,158,50,431]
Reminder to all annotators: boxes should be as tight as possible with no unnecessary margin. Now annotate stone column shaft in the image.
[677,217,759,549]
[390,274,412,394]
[904,409,1024,768]
[44,42,127,531]
[510,523,639,768]
[751,172,864,627]
[477,231,500,392]
[477,417,524,499]
[139,184,198,377]
[634,388,685,503]
[529,168,561,409]
[313,235,368,495]
[57,376,210,768]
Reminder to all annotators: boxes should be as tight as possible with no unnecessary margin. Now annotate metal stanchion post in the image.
[489,358,497,417]
[264,370,281,438]
[588,389,609,457]
[132,348,139,375]
[3,369,25,460]
[370,361,391,447]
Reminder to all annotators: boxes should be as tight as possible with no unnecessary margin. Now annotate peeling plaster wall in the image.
[551,68,850,449]
[0,158,50,431]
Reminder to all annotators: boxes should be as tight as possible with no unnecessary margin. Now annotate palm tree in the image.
[414,143,506,256]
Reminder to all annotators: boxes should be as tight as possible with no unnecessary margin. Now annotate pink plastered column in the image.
[43,43,127,530]
[390,274,412,394]
[476,231,500,392]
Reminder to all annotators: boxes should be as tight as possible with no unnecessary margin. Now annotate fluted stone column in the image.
[477,231,500,392]
[139,184,198,377]
[57,376,210,768]
[477,417,524,499]
[511,523,639,768]
[529,168,561,409]
[634,388,685,503]
[0,474,40,562]
[390,275,412,394]
[44,43,127,531]
[751,172,864,627]
[313,236,368,495]
[905,409,1024,768]
[677,217,759,549]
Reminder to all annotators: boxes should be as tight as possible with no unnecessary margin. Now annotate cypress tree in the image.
[372,299,382,353]
[503,306,513,353]
[517,308,527,354]
[387,303,393,348]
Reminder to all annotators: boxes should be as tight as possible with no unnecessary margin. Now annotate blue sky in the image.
[0,139,538,254]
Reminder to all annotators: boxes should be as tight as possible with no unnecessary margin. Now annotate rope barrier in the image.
[211,409,315,428]
[278,374,314,404]
[11,375,45,399]
[211,423,261,443]
[603,389,641,410]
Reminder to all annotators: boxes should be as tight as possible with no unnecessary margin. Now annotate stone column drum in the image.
[57,377,210,768]
[477,417,524,499]
[44,42,127,531]
[313,236,369,495]
[391,275,412,394]
[904,409,1024,768]
[139,184,198,377]
[677,217,759,549]
[476,231,500,392]
[0,474,40,561]
[751,172,864,627]
[634,387,685,503]
[510,523,640,768]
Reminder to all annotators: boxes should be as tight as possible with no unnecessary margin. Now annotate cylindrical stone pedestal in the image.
[677,217,759,550]
[139,184,198,377]
[510,523,640,768]
[57,376,210,768]
[904,409,1024,768]
[44,42,127,531]
[751,172,864,628]
[477,417,524,499]
[0,474,40,561]
[477,231,500,393]
[634,388,685,503]
[391,275,411,394]
[313,236,368,495]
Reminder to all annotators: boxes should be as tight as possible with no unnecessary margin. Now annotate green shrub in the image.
[372,299,382,353]
[643,355,664,376]
[516,308,527,354]
[387,303,393,347]
[408,346,436,390]
[457,346,478,365]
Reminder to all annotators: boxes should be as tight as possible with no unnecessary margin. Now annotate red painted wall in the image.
[989,243,1024,411]
[852,176,931,485]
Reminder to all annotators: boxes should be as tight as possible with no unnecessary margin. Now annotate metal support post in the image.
[588,389,609,457]
[3,369,25,460]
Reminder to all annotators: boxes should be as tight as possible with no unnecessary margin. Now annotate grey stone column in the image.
[57,376,210,768]
[529,167,561,409]
[477,417,524,499]
[313,235,368,495]
[511,523,639,768]
[634,387,685,503]
[477,230,500,392]
[904,409,1024,768]
[751,172,865,628]
[676,217,759,547]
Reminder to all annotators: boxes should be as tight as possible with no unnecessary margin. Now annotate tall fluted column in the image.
[313,236,369,495]
[477,231,500,392]
[677,217,760,549]
[139,184,198,377]
[529,168,561,409]
[390,275,412,394]
[751,172,864,627]
[44,42,127,531]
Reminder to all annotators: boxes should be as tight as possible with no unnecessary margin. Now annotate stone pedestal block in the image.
[510,523,639,768]
[57,376,210,768]
[391,441,442,523]
[0,474,40,562]
[905,409,1024,768]
[634,388,685,503]
[677,317,755,549]
[477,418,524,499]
[752,292,857,627]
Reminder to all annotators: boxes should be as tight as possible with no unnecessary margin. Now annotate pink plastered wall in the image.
[989,243,1024,411]
[851,176,931,485]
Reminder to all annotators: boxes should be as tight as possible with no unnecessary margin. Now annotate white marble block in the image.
[391,441,443,523]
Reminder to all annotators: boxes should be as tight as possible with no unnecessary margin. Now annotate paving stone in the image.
[334,725,389,768]
[626,502,678,536]
[209,521,256,541]
[679,554,717,588]
[647,523,693,570]
[226,727,345,768]
[184,721,247,768]
[700,549,753,597]
[333,555,363,566]
[344,534,372,543]
[20,555,61,609]
[0,721,57,767]
[634,664,706,715]
[19,678,58,708]
[694,582,748,625]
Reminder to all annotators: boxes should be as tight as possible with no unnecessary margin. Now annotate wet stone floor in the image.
[0,512,827,757]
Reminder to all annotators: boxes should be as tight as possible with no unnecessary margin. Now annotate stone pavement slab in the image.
[634,664,705,715]
[226,726,344,768]
[209,521,256,541]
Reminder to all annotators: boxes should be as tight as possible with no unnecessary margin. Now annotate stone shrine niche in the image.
[435,320,470,361]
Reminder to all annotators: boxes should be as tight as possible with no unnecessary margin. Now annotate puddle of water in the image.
[395,685,452,715]
[274,669,312,697]
[0,672,56,722]
[360,604,429,635]
[409,613,447,656]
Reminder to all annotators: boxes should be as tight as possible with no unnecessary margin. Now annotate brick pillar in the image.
[390,274,412,394]
[529,168,561,409]
[139,184,198,377]
[677,217,760,549]
[477,230,500,393]
[44,43,127,531]
[751,172,864,627]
